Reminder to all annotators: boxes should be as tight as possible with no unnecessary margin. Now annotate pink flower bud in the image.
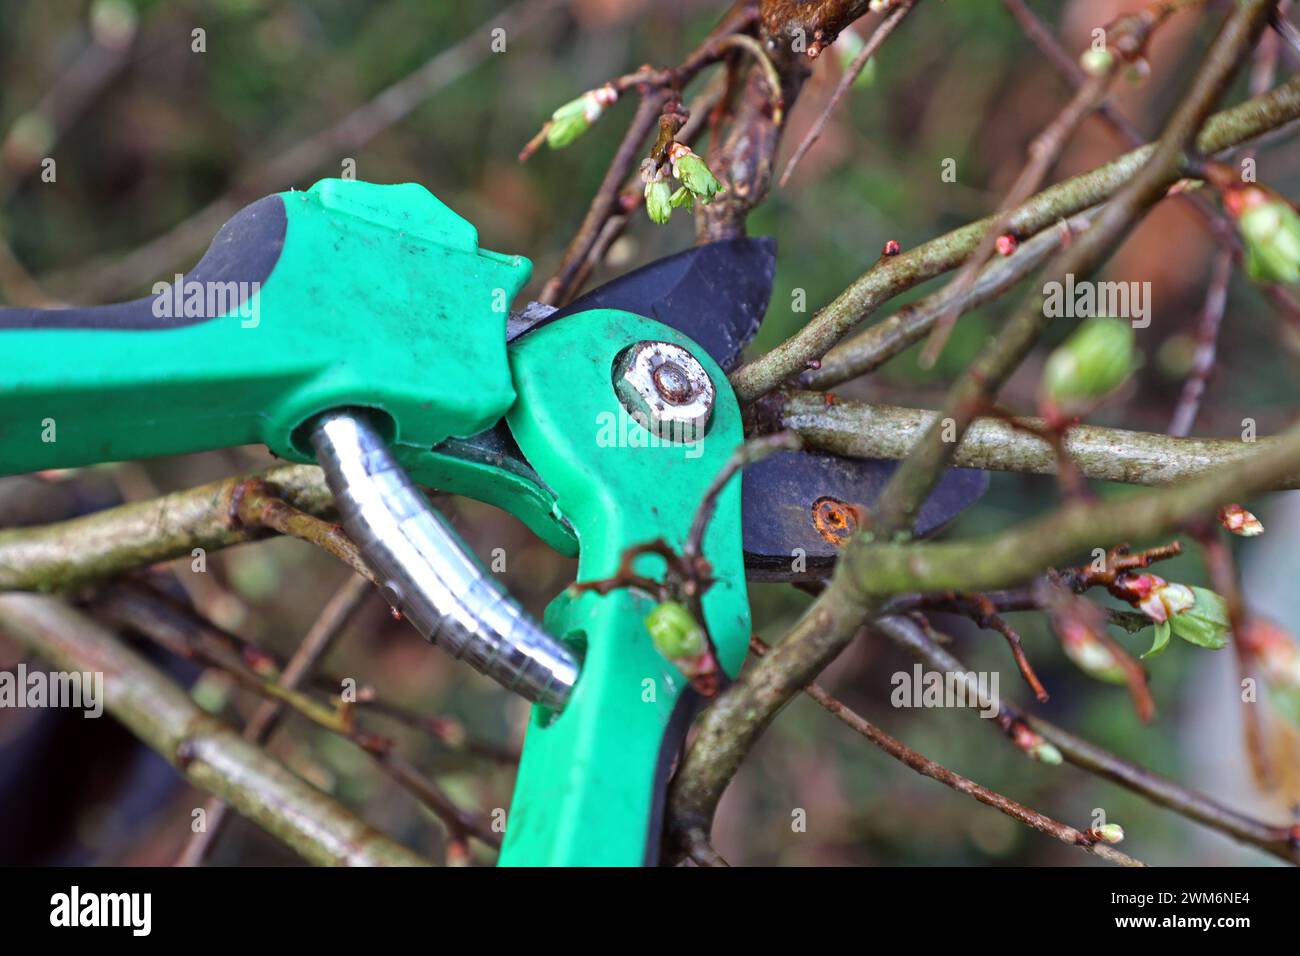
[1219,504,1264,537]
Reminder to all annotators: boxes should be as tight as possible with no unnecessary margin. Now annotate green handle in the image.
[0,179,524,475]
[500,308,749,866]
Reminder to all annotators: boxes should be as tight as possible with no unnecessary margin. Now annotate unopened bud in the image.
[1225,185,1300,285]
[645,601,706,660]
[1091,823,1125,844]
[1057,617,1127,685]
[668,143,721,203]
[1012,723,1063,765]
[546,85,618,150]
[1219,503,1264,537]
[1040,316,1138,415]
[1080,47,1115,77]
[645,180,673,225]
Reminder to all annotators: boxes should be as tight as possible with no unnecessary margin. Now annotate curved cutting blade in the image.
[542,237,777,371]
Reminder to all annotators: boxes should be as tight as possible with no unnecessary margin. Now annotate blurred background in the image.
[0,0,1297,865]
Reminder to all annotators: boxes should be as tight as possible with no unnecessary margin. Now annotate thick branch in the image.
[0,593,429,867]
[0,464,333,591]
[776,394,1300,488]
[844,423,1300,596]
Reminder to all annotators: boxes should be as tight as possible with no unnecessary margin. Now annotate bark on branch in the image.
[0,593,430,867]
[775,393,1300,489]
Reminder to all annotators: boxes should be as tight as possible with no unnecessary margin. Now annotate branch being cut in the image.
[0,593,430,867]
[772,393,1300,488]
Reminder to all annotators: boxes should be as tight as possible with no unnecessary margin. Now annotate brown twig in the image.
[537,2,761,305]
[176,573,374,866]
[229,477,375,583]
[538,90,674,306]
[877,613,1300,864]
[778,0,922,187]
[0,593,430,866]
[684,431,802,562]
[1169,250,1235,436]
[96,580,501,853]
[750,637,1146,866]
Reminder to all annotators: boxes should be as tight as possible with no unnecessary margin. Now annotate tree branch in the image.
[0,464,334,592]
[773,393,1300,488]
[729,68,1300,401]
[0,593,430,867]
[877,614,1300,865]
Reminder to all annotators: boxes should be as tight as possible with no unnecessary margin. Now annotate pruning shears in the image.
[0,179,987,865]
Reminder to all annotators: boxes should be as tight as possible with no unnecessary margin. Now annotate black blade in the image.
[549,237,776,371]
[742,453,990,581]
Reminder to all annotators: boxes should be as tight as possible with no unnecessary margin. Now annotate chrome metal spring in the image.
[310,411,579,710]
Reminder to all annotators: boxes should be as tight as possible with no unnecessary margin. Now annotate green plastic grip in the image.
[0,179,526,476]
[500,308,750,866]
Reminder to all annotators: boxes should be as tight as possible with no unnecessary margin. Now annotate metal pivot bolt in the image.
[613,341,715,442]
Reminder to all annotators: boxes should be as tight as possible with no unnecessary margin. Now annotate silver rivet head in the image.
[613,340,715,442]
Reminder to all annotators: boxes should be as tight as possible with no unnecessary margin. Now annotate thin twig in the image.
[779,0,922,186]
[684,431,802,561]
[0,593,430,866]
[176,573,374,866]
[750,637,1146,866]
[1169,248,1234,436]
[877,614,1300,864]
